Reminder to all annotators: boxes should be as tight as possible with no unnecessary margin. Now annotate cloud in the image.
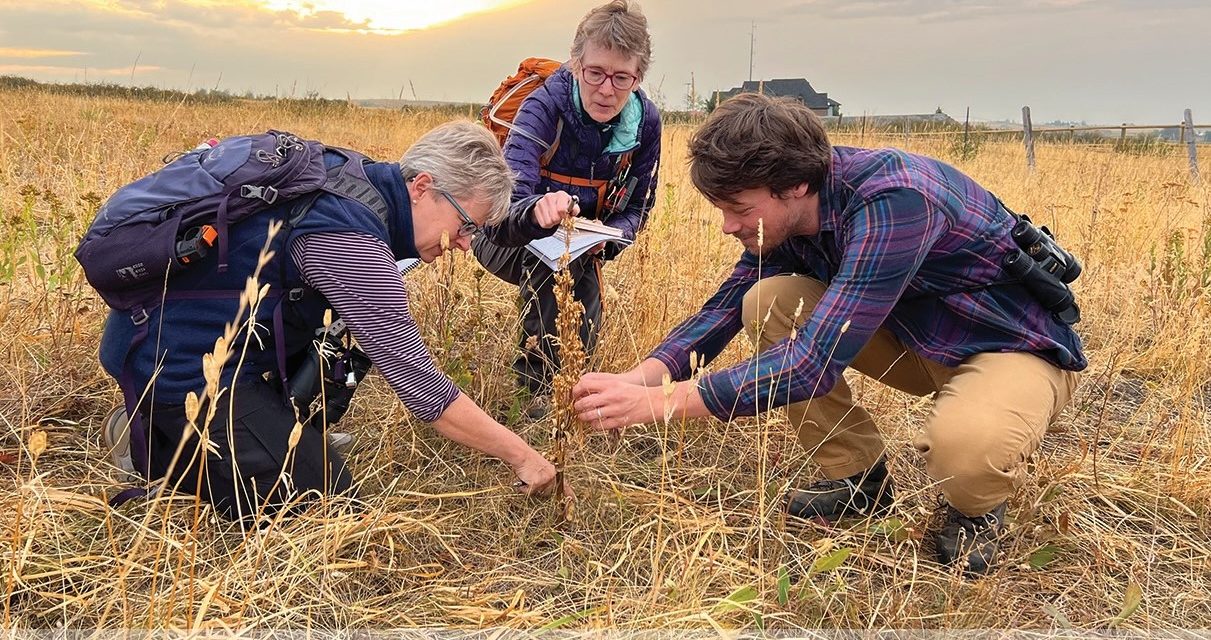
[0,63,161,76]
[0,0,568,101]
[0,47,87,59]
[0,0,381,40]
[0,1,366,68]
[291,9,376,32]
[100,0,395,33]
[777,0,1199,22]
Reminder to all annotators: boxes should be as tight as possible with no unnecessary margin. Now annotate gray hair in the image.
[570,0,652,79]
[399,120,513,225]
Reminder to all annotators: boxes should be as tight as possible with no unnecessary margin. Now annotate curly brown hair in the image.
[689,92,832,204]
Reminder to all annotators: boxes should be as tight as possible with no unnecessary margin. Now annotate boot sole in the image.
[100,408,139,482]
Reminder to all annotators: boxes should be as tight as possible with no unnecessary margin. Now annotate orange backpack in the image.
[482,57,564,148]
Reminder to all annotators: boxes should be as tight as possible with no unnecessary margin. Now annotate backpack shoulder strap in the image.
[617,148,635,173]
[316,148,390,228]
[277,150,390,287]
[538,129,638,217]
[538,118,564,167]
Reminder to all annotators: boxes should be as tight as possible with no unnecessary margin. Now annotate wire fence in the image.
[827,107,1208,183]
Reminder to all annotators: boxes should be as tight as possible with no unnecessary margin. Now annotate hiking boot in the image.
[934,501,1007,575]
[786,457,894,522]
[327,431,354,455]
[100,407,138,481]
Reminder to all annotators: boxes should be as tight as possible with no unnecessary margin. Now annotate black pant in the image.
[142,377,353,521]
[472,235,602,394]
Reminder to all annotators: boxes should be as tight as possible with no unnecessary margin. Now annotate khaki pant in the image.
[742,275,1079,515]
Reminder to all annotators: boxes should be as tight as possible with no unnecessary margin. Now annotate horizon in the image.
[5,76,1198,129]
[1,0,1208,125]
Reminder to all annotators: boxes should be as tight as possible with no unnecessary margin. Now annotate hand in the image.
[573,372,664,432]
[573,370,651,394]
[510,450,575,499]
[532,191,579,229]
[588,241,607,255]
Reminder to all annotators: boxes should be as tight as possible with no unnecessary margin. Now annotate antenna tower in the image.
[749,22,756,82]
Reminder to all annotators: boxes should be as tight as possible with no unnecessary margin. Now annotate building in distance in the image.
[712,78,841,117]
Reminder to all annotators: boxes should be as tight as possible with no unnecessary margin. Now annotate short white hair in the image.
[400,121,513,225]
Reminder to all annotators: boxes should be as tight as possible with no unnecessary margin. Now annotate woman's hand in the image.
[510,450,575,499]
[532,191,579,229]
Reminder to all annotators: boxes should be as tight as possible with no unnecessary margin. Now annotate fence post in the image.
[1022,106,1035,171]
[1069,124,1076,143]
[1119,123,1127,150]
[963,107,970,150]
[1179,122,1186,144]
[902,121,909,148]
[1185,109,1200,182]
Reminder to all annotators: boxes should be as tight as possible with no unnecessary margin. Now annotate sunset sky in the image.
[0,0,1206,124]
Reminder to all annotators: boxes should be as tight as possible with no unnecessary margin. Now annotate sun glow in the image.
[260,0,531,33]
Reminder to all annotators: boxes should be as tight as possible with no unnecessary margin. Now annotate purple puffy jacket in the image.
[479,65,662,254]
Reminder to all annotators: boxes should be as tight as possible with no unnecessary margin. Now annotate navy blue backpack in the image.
[77,131,328,314]
[76,130,390,316]
[76,131,388,492]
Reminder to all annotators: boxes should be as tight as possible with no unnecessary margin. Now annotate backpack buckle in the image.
[288,288,305,302]
[131,308,149,325]
[240,185,279,204]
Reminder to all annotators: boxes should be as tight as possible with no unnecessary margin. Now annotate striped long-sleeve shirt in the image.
[290,231,459,422]
[648,146,1087,421]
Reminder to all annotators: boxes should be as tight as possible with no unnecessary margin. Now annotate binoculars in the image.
[1010,218,1082,284]
[1002,215,1081,325]
[287,321,372,425]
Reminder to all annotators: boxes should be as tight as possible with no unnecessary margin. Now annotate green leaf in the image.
[872,518,910,542]
[1112,582,1142,625]
[716,585,759,612]
[540,606,603,631]
[557,566,570,580]
[1041,483,1065,503]
[809,547,852,575]
[1029,544,1061,569]
[765,480,782,503]
[776,566,790,606]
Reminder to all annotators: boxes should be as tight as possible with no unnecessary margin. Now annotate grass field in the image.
[1,87,1208,631]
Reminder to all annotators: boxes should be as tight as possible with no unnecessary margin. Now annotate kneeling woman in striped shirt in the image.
[98,121,562,521]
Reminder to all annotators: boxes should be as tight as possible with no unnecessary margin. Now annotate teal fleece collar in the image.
[572,78,643,154]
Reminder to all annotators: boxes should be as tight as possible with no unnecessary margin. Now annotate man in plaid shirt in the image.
[573,93,1085,574]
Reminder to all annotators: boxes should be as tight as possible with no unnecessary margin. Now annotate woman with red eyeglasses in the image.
[473,0,662,418]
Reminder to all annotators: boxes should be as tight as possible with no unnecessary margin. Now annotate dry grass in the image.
[1,88,1209,632]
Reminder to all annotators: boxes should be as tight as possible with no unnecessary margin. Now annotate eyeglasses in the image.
[580,65,638,91]
[440,191,480,238]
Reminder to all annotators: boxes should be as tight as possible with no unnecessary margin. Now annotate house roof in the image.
[721,78,841,109]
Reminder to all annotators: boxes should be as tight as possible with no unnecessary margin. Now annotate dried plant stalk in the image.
[550,214,586,520]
